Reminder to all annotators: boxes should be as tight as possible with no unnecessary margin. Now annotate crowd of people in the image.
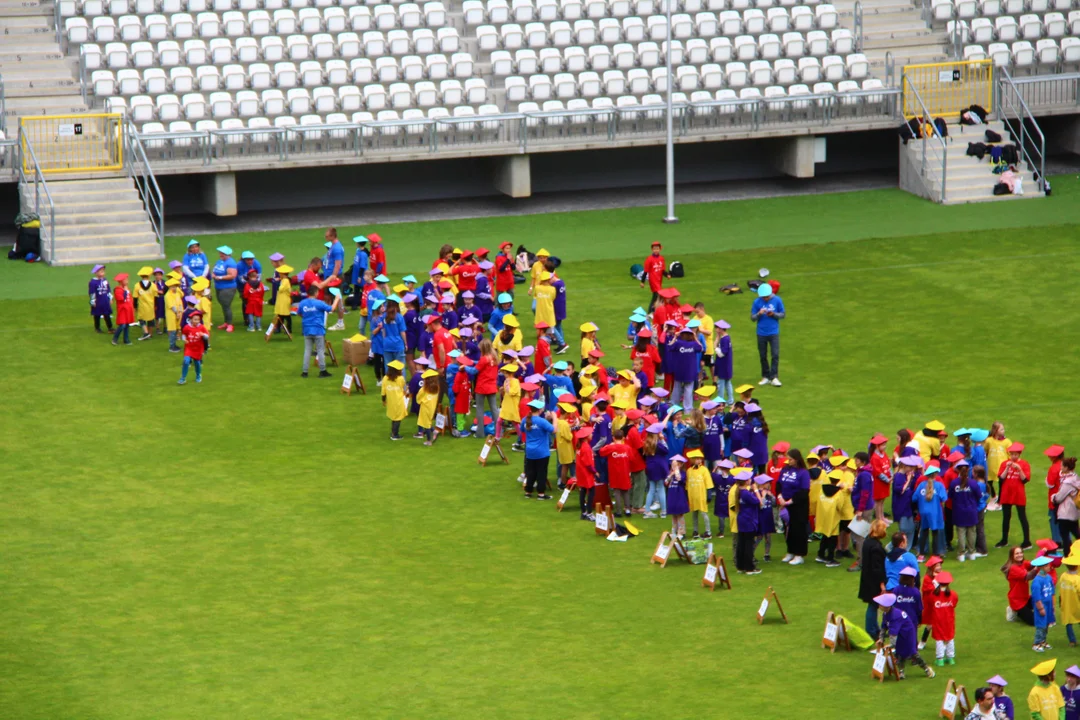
[86,233,1078,713]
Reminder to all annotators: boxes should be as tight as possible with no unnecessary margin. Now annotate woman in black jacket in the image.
[858,519,889,637]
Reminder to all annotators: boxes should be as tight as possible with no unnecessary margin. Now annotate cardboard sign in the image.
[265,316,292,341]
[871,644,901,683]
[435,413,447,430]
[702,554,732,591]
[594,504,613,536]
[348,366,365,394]
[651,531,673,566]
[324,340,338,366]
[956,684,971,716]
[756,586,789,625]
[823,619,838,648]
[477,436,509,466]
[340,372,354,394]
[942,679,970,718]
[556,481,577,512]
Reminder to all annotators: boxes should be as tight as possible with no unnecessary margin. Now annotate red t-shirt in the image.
[871,450,892,501]
[451,262,480,291]
[114,287,135,325]
[475,355,499,395]
[1047,460,1063,510]
[432,329,455,369]
[370,245,387,275]
[183,323,207,359]
[535,337,551,372]
[998,459,1032,507]
[575,443,596,489]
[495,254,515,292]
[302,269,325,300]
[452,369,472,413]
[1007,562,1031,611]
[630,344,661,387]
[921,573,938,625]
[929,590,958,641]
[626,426,646,473]
[643,254,665,292]
[599,442,633,490]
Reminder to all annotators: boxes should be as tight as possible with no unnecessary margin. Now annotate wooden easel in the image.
[264,315,292,341]
[822,611,852,652]
[594,503,614,536]
[340,365,365,395]
[431,404,449,443]
[556,480,577,512]
[871,643,902,683]
[324,339,339,367]
[702,554,732,591]
[478,436,509,466]
[756,586,789,625]
[651,531,674,566]
[941,679,971,718]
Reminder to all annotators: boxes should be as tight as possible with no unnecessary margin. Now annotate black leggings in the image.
[372,353,385,380]
[736,531,757,571]
[785,494,809,557]
[1059,519,1080,554]
[1000,504,1031,546]
[525,456,550,495]
[579,486,595,515]
[94,315,114,331]
[817,535,837,561]
[1015,601,1035,626]
[648,291,659,312]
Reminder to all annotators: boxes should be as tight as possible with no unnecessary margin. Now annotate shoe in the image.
[815,557,827,563]
[1007,607,1017,622]
[838,550,855,559]
[897,671,906,680]
[917,641,926,650]
[1034,645,1045,653]
[511,444,524,453]
[704,533,712,539]
[329,321,345,331]
[771,377,782,387]
[517,474,526,484]
[934,659,945,667]
[781,554,793,563]
[169,347,181,353]
[624,511,632,518]
[1045,643,1054,650]
[924,667,936,679]
[177,379,186,385]
[958,555,965,563]
[650,502,661,511]
[412,432,424,439]
[1021,543,1033,551]
[124,342,132,345]
[761,553,769,562]
[422,441,432,446]
[847,562,861,572]
[945,657,955,665]
[301,372,308,378]
[523,493,533,500]
[111,340,118,345]
[660,513,667,519]
[994,541,1009,548]
[318,370,332,378]
[556,345,569,355]
[217,323,228,330]
[973,552,988,558]
[225,325,234,333]
[138,333,152,341]
[758,378,769,385]
[195,375,202,383]
[580,513,591,521]
[537,494,552,501]
[643,512,658,519]
[916,555,925,563]
[390,435,402,441]
[825,561,841,568]
[376,380,383,387]
[746,569,762,575]
[586,513,595,521]
[692,532,700,539]
[789,556,804,565]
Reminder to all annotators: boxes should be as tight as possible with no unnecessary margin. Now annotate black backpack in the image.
[1002,144,1019,165]
[966,142,987,160]
[934,118,948,139]
[668,261,684,278]
[985,129,1002,143]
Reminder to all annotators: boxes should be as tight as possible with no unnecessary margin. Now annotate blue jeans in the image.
[716,379,734,404]
[866,603,880,639]
[552,320,565,347]
[168,329,179,350]
[1034,625,1048,645]
[918,528,944,556]
[898,515,915,544]
[357,313,370,335]
[1068,624,1076,644]
[384,349,406,367]
[181,356,202,380]
[112,323,130,343]
[672,380,694,411]
[645,480,667,514]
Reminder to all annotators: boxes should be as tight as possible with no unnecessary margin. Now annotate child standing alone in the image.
[243,270,265,331]
[178,310,209,384]
[1032,555,1056,652]
[89,264,114,333]
[930,571,958,666]
[382,359,407,440]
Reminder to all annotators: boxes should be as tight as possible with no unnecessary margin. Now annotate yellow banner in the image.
[20,114,124,174]
[902,60,993,119]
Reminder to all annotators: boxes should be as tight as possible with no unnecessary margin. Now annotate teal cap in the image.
[552,360,568,371]
[216,245,232,255]
[241,251,254,259]
[353,235,368,243]
[187,239,200,248]
[402,274,417,284]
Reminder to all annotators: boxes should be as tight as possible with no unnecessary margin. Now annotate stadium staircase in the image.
[833,0,948,71]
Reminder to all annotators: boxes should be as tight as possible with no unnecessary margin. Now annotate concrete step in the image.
[867,44,949,66]
[0,1,52,16]
[47,177,136,193]
[21,195,150,215]
[943,187,1041,203]
[43,219,154,237]
[2,94,88,117]
[50,242,164,266]
[49,208,154,225]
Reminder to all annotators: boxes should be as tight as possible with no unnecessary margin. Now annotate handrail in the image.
[902,73,948,202]
[124,125,165,255]
[0,72,6,136]
[17,132,57,263]
[996,65,1046,193]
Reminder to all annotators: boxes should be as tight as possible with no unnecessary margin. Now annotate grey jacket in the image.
[1052,471,1080,521]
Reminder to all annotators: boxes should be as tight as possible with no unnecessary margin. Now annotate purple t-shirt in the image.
[713,334,733,380]
[949,476,980,527]
[777,467,811,500]
[667,338,702,383]
[552,277,567,322]
[852,468,874,512]
[892,471,916,519]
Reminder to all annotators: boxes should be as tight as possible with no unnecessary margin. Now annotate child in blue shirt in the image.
[1031,557,1056,652]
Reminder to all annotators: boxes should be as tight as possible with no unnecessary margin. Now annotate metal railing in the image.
[0,72,6,136]
[996,65,1047,192]
[854,0,864,52]
[132,88,900,166]
[124,125,165,254]
[0,137,18,176]
[902,73,948,202]
[1006,71,1080,110]
[17,134,57,263]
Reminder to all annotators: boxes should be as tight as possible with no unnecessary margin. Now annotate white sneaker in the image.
[517,473,526,484]
[781,554,794,563]
[1006,607,1017,622]
[329,320,345,331]
[789,556,804,565]
[758,377,769,385]
[771,377,782,387]
[958,554,965,563]
[973,552,988,558]
[650,502,661,512]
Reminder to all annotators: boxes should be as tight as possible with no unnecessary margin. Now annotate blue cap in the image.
[241,250,254,259]
[498,292,513,304]
[686,318,701,329]
[187,239,200,248]
[757,284,772,297]
[216,245,232,255]
[387,294,402,303]
[970,428,989,442]
[353,235,368,243]
[552,360,568,371]
[923,465,940,476]
[669,404,683,414]
[375,274,389,283]
[953,428,971,437]
[527,399,545,410]
[324,241,333,249]
[402,274,417,284]
[1032,556,1052,567]
[629,313,647,323]
[370,298,385,310]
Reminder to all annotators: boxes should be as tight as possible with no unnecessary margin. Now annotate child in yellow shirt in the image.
[133,266,158,341]
[555,403,576,489]
[579,322,598,365]
[415,370,440,445]
[272,265,293,338]
[686,449,715,538]
[528,248,550,295]
[164,278,184,353]
[382,359,407,440]
[499,363,522,438]
[1059,555,1080,646]
[192,278,212,330]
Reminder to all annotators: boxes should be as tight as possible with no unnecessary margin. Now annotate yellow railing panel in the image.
[20,114,124,174]
[902,60,993,119]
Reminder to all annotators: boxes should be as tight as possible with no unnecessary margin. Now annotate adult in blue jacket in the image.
[212,245,239,331]
[182,239,209,282]
[520,400,556,499]
[751,283,786,387]
[915,467,947,557]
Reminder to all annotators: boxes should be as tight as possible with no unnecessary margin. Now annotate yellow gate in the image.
[20,114,124,174]
[902,60,993,119]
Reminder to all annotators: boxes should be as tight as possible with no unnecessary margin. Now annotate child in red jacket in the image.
[930,571,958,666]
[242,270,265,332]
[452,357,474,437]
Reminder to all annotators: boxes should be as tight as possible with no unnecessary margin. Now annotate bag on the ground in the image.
[898,118,921,144]
[720,283,743,295]
[966,142,987,159]
[668,261,684,278]
[1002,144,1019,165]
[514,249,533,273]
[961,104,989,124]
[630,263,645,281]
[993,182,1012,196]
[990,146,1004,163]
[934,118,949,138]
[985,129,1002,143]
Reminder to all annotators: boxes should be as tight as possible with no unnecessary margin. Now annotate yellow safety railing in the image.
[19,113,124,174]
[902,60,993,119]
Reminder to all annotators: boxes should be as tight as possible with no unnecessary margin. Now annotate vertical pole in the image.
[663,0,678,224]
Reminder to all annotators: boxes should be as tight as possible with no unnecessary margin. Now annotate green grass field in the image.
[2,179,1079,719]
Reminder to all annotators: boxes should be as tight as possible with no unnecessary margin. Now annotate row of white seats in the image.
[60,0,431,16]
[964,36,1080,63]
[494,44,860,72]
[501,54,865,98]
[931,0,1076,20]
[108,81,488,120]
[947,12,1080,40]
[462,0,825,25]
[64,5,448,42]
[79,33,463,67]
[90,57,474,97]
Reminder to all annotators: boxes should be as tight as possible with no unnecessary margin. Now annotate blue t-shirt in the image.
[520,416,554,460]
[298,297,333,336]
[381,313,406,353]
[213,256,239,290]
[351,248,369,284]
[238,258,262,281]
[751,295,785,336]
[183,251,209,279]
[326,241,345,279]
[1032,573,1056,627]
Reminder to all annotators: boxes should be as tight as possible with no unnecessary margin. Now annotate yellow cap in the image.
[387,360,405,370]
[138,266,154,276]
[501,363,519,372]
[735,384,755,394]
[1064,555,1080,567]
[579,322,598,332]
[582,365,599,375]
[165,278,180,287]
[611,399,631,410]
[830,455,848,466]
[452,247,462,254]
[925,420,946,432]
[558,402,577,413]
[393,283,407,294]
[687,449,704,459]
[437,262,450,274]
[579,386,595,397]
[695,385,717,397]
[277,264,293,274]
[827,469,846,481]
[422,369,438,378]
[502,314,519,328]
[540,271,552,281]
[624,521,640,536]
[733,467,753,478]
[167,271,181,279]
[536,248,550,256]
[192,278,209,292]
[1031,659,1057,676]
[617,369,634,380]
[450,329,460,337]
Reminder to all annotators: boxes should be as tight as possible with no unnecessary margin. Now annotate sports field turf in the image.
[2,178,1079,719]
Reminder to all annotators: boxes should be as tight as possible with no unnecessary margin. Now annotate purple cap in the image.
[91,264,105,273]
[651,387,669,398]
[671,454,687,463]
[424,294,439,303]
[874,593,897,608]
[184,295,197,304]
[646,423,664,434]
[462,290,474,299]
[900,566,918,577]
[638,396,657,407]
[716,459,735,469]
[441,292,455,303]
[429,268,442,276]
[402,293,417,303]
[414,357,432,367]
[459,328,473,337]
[168,260,182,269]
[269,252,285,262]
[525,373,545,383]
[753,474,772,485]
[1068,667,1080,679]
[954,459,970,467]
[744,402,761,412]
[501,349,518,358]
[715,319,730,329]
[518,345,534,357]
[701,400,720,410]
[460,317,478,326]
[986,676,1008,687]
[664,319,679,327]
[153,267,163,274]
[478,260,494,270]
[733,448,754,459]
[899,455,923,467]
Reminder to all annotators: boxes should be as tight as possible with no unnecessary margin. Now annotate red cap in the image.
[1046,445,1066,457]
[368,233,382,243]
[1036,539,1059,551]
[438,280,452,289]
[657,288,680,298]
[475,247,490,256]
[637,328,653,338]
[679,303,694,313]
[499,241,513,249]
[457,356,474,367]
[626,408,645,420]
[594,392,610,403]
[644,414,658,425]
[651,241,662,247]
[114,272,129,282]
[925,555,943,567]
[534,321,550,329]
[772,441,790,453]
[588,349,605,358]
[461,249,473,259]
[520,382,539,392]
[936,571,953,584]
[947,451,965,463]
[870,433,889,445]
[1007,442,1025,453]
[424,314,440,325]
[574,427,594,440]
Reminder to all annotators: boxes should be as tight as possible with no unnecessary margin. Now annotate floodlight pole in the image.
[663,0,678,225]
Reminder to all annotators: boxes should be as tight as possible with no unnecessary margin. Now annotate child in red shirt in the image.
[920,556,943,648]
[929,571,958,666]
[452,357,473,436]
[574,426,596,520]
[242,270,265,332]
[179,311,210,384]
[534,322,552,373]
[111,273,135,345]
[869,433,892,522]
[600,427,634,517]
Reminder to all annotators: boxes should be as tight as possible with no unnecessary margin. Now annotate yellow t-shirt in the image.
[556,417,574,464]
[164,288,184,332]
[986,436,1012,478]
[493,328,523,356]
[417,387,439,429]
[609,382,638,410]
[275,277,293,316]
[815,490,842,536]
[698,313,715,356]
[728,484,740,533]
[530,260,545,291]
[580,336,595,361]
[133,280,158,322]
[1060,571,1080,624]
[198,295,212,328]
[382,374,407,422]
[915,431,942,462]
[809,469,824,516]
[500,377,521,423]
[686,465,714,513]
[1027,683,1065,718]
[534,284,556,327]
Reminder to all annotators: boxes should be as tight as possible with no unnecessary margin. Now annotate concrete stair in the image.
[20,176,163,265]
[899,119,1044,204]
[834,0,949,74]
